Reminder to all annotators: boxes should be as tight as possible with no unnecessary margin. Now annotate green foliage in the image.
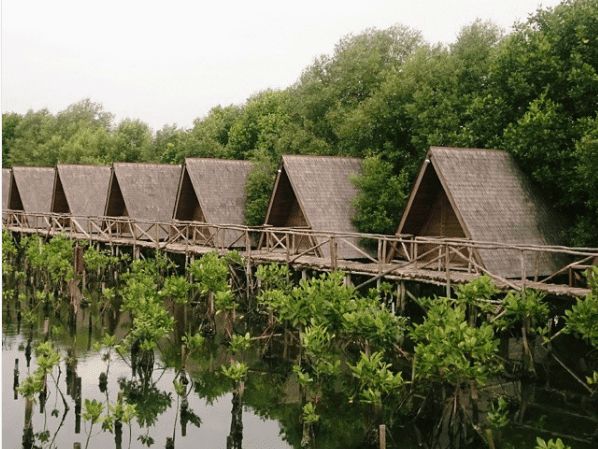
[189,252,229,296]
[83,246,119,274]
[342,298,408,351]
[83,399,104,424]
[160,275,191,305]
[182,332,206,354]
[244,149,278,226]
[256,263,292,292]
[564,267,598,348]
[121,261,174,351]
[2,231,17,276]
[496,289,550,334]
[487,396,510,430]
[221,361,249,383]
[349,351,405,406]
[23,235,74,284]
[535,437,571,449]
[411,297,501,386]
[351,155,410,234]
[229,333,252,354]
[302,402,320,424]
[18,342,61,398]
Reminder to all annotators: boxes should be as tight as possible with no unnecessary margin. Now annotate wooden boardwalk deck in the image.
[5,213,595,298]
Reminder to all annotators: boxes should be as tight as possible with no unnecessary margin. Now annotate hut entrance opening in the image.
[105,175,129,235]
[52,174,71,229]
[52,175,69,214]
[267,168,314,254]
[8,176,23,211]
[400,162,467,268]
[173,168,211,243]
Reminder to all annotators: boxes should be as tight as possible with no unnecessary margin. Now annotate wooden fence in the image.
[3,210,597,295]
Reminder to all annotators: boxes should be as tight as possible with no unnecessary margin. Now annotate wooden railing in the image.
[3,210,597,291]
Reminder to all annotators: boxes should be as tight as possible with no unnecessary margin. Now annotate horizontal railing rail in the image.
[3,209,597,293]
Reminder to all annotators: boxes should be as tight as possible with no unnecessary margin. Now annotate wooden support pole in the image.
[344,274,352,287]
[330,237,337,270]
[445,243,451,298]
[398,281,406,313]
[379,424,386,449]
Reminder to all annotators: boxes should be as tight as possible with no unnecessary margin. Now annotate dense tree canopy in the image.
[3,0,597,245]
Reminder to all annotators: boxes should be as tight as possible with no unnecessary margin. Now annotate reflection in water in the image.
[3,279,597,449]
[227,389,244,449]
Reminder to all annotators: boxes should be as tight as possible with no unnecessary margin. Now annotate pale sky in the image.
[1,0,561,130]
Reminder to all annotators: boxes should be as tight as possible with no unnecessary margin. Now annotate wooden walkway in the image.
[3,211,597,298]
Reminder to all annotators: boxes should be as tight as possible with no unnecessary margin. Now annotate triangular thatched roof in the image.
[11,167,55,213]
[174,158,253,224]
[105,163,181,222]
[397,147,563,278]
[53,164,111,217]
[2,168,11,211]
[174,158,253,247]
[264,155,365,260]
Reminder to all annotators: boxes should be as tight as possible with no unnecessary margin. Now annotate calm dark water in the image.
[3,298,597,449]
[2,306,293,449]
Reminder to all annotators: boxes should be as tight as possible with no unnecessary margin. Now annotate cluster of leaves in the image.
[564,267,598,348]
[411,297,502,386]
[121,259,174,351]
[23,235,74,285]
[4,1,597,244]
[2,230,17,277]
[18,342,61,398]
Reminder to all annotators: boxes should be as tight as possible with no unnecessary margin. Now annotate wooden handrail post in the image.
[520,249,527,288]
[330,236,337,270]
[445,243,451,298]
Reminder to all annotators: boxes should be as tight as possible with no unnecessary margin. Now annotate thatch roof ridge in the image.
[282,154,362,162]
[185,157,253,164]
[429,146,506,154]
[56,164,111,217]
[11,166,55,213]
[182,158,253,225]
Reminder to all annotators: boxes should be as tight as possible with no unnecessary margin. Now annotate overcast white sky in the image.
[2,0,561,130]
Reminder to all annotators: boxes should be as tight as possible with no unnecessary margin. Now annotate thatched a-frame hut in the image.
[52,164,112,232]
[396,147,563,278]
[2,168,11,211]
[174,158,253,247]
[9,167,55,228]
[262,155,365,260]
[104,163,181,238]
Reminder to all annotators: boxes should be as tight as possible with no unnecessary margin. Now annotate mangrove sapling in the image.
[188,252,230,317]
[455,275,500,326]
[82,399,104,449]
[341,295,408,356]
[215,289,238,337]
[106,398,137,449]
[301,401,320,449]
[410,297,502,446]
[180,331,205,368]
[349,351,406,447]
[564,267,598,349]
[159,275,192,333]
[485,396,510,449]
[496,289,550,375]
